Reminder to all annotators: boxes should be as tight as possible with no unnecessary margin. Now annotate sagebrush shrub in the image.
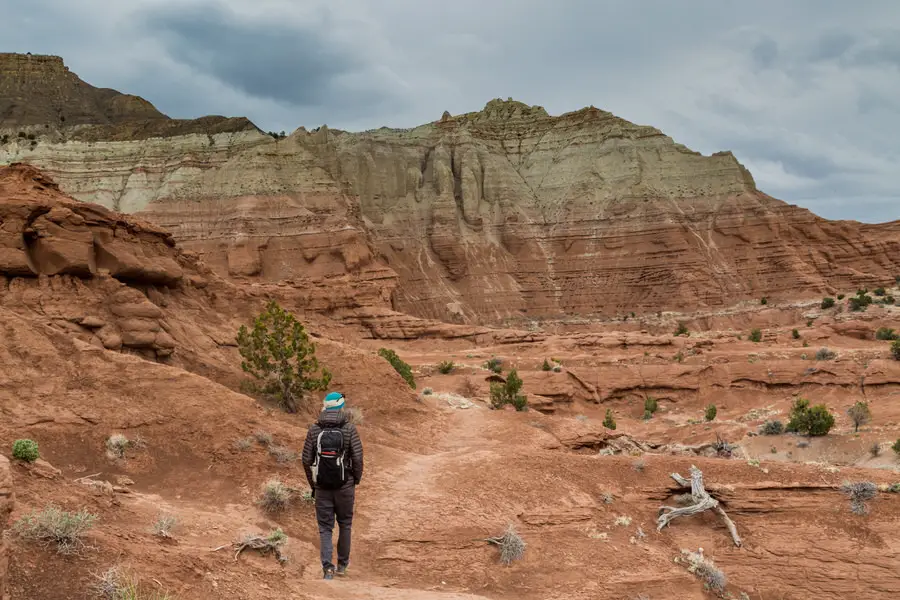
[815,347,836,361]
[237,300,332,412]
[106,434,130,459]
[644,396,658,417]
[152,513,178,538]
[378,348,416,389]
[267,445,298,463]
[487,525,526,565]
[92,568,174,600]
[874,287,886,297]
[891,340,900,361]
[13,504,97,554]
[792,328,801,339]
[679,549,727,594]
[674,322,689,337]
[749,328,762,342]
[761,420,784,435]
[541,359,552,371]
[704,404,717,421]
[892,439,900,455]
[258,479,292,513]
[12,439,39,462]
[437,360,455,374]
[821,297,835,309]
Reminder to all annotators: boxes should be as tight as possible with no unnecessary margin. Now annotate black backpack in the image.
[313,424,349,490]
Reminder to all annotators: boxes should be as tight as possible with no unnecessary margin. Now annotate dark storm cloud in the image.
[140,3,379,108]
[0,0,898,223]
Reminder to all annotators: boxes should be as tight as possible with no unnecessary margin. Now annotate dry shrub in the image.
[13,504,97,555]
[486,524,526,565]
[458,377,479,398]
[842,481,877,515]
[151,513,178,538]
[106,433,131,459]
[258,479,292,513]
[678,549,726,594]
[267,445,298,463]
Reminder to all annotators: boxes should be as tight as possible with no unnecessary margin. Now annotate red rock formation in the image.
[2,55,899,326]
[0,455,11,600]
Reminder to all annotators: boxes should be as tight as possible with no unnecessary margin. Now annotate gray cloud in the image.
[0,0,898,223]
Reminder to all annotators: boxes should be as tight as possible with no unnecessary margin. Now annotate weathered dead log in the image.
[656,465,742,547]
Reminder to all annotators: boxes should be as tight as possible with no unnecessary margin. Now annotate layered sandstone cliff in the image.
[2,54,898,324]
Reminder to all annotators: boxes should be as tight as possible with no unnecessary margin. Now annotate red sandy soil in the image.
[1,164,900,600]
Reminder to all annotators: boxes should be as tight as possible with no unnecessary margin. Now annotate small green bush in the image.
[787,398,834,436]
[892,340,900,361]
[490,369,526,411]
[437,360,455,374]
[379,348,416,389]
[674,322,689,337]
[541,359,552,371]
[704,404,717,421]
[837,294,845,300]
[792,329,801,340]
[484,357,503,374]
[886,295,896,305]
[12,439,39,462]
[749,328,762,343]
[874,287,886,297]
[602,409,616,430]
[876,327,898,341]
[821,297,835,309]
[644,396,658,417]
[892,439,900,456]
[849,293,873,312]
[761,420,784,435]
[760,297,768,305]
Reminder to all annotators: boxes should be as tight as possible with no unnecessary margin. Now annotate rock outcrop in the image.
[0,164,200,358]
[0,455,12,600]
[2,54,899,325]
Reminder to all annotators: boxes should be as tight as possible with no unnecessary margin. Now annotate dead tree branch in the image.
[656,465,742,547]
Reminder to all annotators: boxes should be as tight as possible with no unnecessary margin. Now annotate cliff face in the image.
[1,55,898,324]
[0,53,166,128]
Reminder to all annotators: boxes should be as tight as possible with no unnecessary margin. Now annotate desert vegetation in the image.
[378,348,416,388]
[236,300,332,412]
[490,369,527,411]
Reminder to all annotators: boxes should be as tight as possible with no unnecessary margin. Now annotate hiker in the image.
[301,391,364,580]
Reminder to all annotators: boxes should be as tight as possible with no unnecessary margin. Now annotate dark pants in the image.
[315,483,355,569]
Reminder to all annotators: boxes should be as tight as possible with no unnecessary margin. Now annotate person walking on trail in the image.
[302,391,364,580]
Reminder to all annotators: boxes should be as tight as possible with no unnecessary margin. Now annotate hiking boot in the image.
[336,563,348,576]
[323,566,335,580]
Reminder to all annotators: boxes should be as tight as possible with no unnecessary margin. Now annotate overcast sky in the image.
[3,0,899,223]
